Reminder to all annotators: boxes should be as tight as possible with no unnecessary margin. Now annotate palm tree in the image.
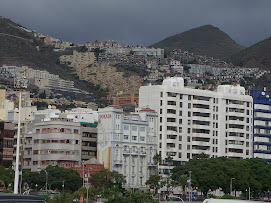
[153,153,162,175]
[165,155,173,197]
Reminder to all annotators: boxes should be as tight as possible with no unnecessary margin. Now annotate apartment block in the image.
[97,106,157,189]
[23,119,81,172]
[139,77,253,170]
[251,89,271,162]
[0,122,15,168]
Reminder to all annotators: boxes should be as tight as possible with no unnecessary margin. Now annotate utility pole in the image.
[14,91,22,194]
[230,178,235,196]
[188,171,192,202]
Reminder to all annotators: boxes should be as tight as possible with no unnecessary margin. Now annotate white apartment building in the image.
[139,77,253,171]
[131,47,164,57]
[97,106,157,189]
[169,59,183,74]
[23,118,81,172]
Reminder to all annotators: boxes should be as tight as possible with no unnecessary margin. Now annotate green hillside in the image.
[229,37,271,69]
[151,25,245,59]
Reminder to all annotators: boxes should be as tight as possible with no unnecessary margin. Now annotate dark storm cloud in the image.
[0,0,271,47]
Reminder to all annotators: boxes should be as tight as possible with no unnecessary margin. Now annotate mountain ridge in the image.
[151,25,245,60]
[228,36,271,69]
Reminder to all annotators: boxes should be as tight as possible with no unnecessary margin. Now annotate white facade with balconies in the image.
[139,77,253,172]
[97,106,157,190]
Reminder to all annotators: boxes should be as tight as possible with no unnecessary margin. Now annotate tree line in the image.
[146,155,271,199]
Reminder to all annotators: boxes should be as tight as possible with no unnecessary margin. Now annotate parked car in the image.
[0,192,46,202]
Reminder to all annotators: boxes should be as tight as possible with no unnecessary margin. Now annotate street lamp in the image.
[230,178,235,196]
[39,168,48,194]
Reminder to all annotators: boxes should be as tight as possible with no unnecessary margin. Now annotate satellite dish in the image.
[48,105,52,109]
[267,95,269,98]
[262,92,265,96]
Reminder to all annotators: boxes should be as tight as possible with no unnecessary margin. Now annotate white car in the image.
[203,199,259,203]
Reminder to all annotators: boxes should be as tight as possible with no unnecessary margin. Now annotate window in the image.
[132,126,137,131]
[140,127,145,132]
[179,144,182,149]
[132,136,137,140]
[188,111,191,117]
[124,125,129,130]
[179,152,182,158]
[187,136,190,142]
[188,95,191,100]
[180,102,183,108]
[124,135,129,140]
[187,145,190,150]
[66,139,70,144]
[187,153,190,159]
[168,101,176,105]
[188,103,191,108]
[36,129,40,134]
[60,128,65,133]
[161,92,163,97]
[140,136,145,141]
[179,111,182,116]
[179,135,182,141]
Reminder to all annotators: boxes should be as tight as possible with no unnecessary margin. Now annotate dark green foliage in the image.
[24,166,82,192]
[171,157,271,198]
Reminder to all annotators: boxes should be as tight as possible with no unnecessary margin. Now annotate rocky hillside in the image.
[151,25,245,59]
[0,17,108,102]
[229,37,271,69]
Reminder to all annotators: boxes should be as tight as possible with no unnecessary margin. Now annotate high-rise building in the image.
[250,88,271,162]
[139,77,253,173]
[97,106,157,189]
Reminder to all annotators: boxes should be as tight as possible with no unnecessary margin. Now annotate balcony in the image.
[114,160,123,165]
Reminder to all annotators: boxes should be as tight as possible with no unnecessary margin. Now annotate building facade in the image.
[0,122,15,168]
[251,89,271,162]
[23,119,81,172]
[139,77,253,171]
[97,106,158,189]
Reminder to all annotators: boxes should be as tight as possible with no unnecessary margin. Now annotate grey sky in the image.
[0,0,271,47]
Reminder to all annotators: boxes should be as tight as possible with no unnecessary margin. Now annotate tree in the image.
[24,166,82,192]
[165,156,173,194]
[171,174,187,196]
[153,153,162,175]
[90,170,125,194]
[145,175,165,194]
[0,166,14,189]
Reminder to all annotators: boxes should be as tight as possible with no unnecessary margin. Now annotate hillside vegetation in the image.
[229,37,271,69]
[151,25,245,59]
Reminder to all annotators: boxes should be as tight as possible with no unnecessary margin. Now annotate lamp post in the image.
[39,168,48,194]
[230,178,235,196]
[188,171,192,202]
[14,91,22,194]
[82,161,85,187]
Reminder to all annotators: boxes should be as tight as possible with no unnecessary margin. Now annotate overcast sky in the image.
[0,0,271,47]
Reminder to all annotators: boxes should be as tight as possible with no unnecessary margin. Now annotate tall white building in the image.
[139,77,253,171]
[97,106,158,189]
